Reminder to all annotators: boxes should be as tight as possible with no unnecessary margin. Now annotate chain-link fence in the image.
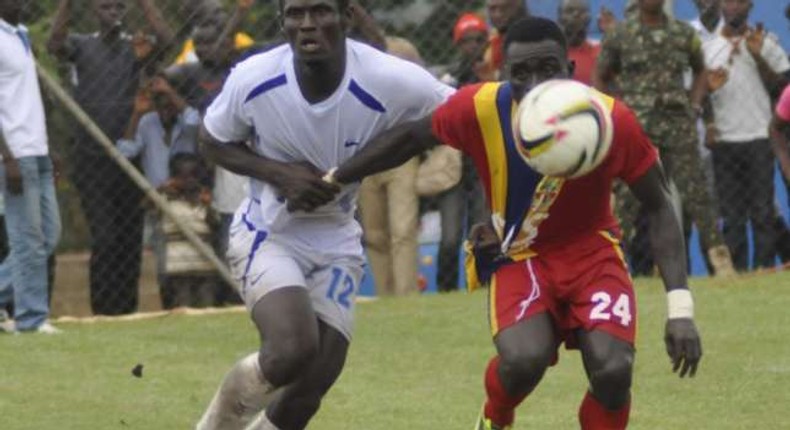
[9,0,790,318]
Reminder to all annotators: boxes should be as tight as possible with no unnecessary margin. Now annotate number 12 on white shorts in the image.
[326,267,356,309]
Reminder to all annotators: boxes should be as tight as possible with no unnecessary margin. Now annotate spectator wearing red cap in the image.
[443,13,491,87]
[433,12,491,293]
[558,0,601,85]
[454,12,488,44]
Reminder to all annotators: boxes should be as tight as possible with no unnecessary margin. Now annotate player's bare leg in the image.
[478,312,558,429]
[197,287,320,430]
[257,320,349,430]
[577,329,634,430]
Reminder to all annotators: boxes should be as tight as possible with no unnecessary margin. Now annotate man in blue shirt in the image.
[116,76,199,309]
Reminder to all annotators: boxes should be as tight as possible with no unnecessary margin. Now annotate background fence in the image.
[9,0,790,317]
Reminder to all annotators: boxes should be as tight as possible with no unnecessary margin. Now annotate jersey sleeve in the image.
[430,84,484,153]
[776,85,790,122]
[203,65,254,143]
[607,101,659,184]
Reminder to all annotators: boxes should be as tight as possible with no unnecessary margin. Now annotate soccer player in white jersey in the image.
[195,0,454,429]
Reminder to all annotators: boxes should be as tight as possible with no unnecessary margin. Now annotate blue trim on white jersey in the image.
[348,79,386,113]
[245,74,287,103]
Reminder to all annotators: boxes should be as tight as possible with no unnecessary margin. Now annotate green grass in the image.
[2,273,790,429]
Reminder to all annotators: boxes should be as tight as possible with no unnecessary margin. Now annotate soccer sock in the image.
[196,352,278,430]
[578,390,630,430]
[483,356,527,427]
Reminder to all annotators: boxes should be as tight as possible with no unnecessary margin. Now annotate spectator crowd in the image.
[1,0,790,331]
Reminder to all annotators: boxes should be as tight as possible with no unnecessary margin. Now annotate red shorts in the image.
[488,236,636,348]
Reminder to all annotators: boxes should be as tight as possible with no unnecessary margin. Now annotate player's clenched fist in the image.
[277,162,341,213]
[468,222,502,266]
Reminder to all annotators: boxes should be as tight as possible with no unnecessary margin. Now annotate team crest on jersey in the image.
[509,176,565,253]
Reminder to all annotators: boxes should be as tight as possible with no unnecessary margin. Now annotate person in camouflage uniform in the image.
[593,0,735,276]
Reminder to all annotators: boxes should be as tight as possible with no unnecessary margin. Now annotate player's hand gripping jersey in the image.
[432,82,657,309]
[204,39,454,257]
[433,82,657,263]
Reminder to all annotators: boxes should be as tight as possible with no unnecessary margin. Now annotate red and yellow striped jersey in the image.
[431,82,658,261]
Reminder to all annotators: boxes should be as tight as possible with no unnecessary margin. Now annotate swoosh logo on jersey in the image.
[344,140,360,148]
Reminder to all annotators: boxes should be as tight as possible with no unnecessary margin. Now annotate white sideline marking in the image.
[54,296,379,324]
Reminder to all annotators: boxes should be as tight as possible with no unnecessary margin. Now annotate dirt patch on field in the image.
[51,251,163,318]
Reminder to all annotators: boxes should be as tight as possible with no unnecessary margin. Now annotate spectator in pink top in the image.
[771,85,790,182]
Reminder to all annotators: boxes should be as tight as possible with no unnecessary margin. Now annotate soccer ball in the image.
[513,79,614,179]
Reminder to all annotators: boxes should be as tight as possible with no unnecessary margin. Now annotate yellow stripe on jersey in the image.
[473,83,509,219]
[489,273,499,336]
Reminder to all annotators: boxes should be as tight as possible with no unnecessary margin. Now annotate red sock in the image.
[483,356,527,427]
[578,390,630,430]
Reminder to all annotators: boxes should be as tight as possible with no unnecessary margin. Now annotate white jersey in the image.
[204,39,454,255]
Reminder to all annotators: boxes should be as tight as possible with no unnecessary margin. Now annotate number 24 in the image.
[590,292,632,327]
[327,267,355,309]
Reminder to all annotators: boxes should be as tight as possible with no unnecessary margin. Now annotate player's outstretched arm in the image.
[630,164,702,378]
[333,115,437,185]
[199,126,340,212]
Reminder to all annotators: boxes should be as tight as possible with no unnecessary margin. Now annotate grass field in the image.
[2,272,790,429]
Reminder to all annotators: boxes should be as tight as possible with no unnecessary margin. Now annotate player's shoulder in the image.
[231,44,290,77]
[223,44,291,98]
[439,83,491,112]
[348,39,435,85]
[434,82,499,130]
[608,98,646,141]
[456,82,489,97]
[609,97,637,123]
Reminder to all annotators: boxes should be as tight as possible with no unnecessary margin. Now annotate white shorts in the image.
[226,218,365,341]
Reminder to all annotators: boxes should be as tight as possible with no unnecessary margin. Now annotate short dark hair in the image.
[503,16,568,53]
[786,4,790,21]
[278,0,350,13]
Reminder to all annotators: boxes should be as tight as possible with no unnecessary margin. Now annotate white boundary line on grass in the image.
[54,296,379,324]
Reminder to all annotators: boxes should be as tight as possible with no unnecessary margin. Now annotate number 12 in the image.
[327,267,355,309]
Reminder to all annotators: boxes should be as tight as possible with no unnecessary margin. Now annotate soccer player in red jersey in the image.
[321,16,702,430]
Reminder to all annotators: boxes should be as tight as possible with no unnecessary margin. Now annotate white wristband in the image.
[667,289,694,319]
[322,167,338,185]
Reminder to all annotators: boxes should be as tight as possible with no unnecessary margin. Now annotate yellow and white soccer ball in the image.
[513,79,614,178]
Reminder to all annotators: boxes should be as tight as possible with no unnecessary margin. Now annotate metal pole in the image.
[36,63,240,292]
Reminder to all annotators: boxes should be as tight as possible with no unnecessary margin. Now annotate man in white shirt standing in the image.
[0,0,62,334]
[194,0,454,429]
[690,0,724,41]
[703,0,789,271]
